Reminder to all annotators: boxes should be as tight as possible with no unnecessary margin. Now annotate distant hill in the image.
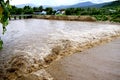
[54,1,95,9]
[15,1,119,9]
[102,0,120,8]
[86,2,111,8]
[53,1,116,9]
[14,1,96,9]
[69,1,95,8]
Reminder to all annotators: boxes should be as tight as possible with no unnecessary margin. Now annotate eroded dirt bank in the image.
[0,19,120,80]
[33,15,96,22]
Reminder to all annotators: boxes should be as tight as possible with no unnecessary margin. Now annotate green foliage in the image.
[0,0,10,49]
[110,14,120,22]
[10,5,34,15]
[52,10,57,15]
[64,1,120,22]
[39,6,43,12]
[45,7,53,15]
[23,6,33,14]
[0,39,3,50]
[10,7,23,15]
[93,15,108,21]
[65,8,101,15]
[33,7,38,11]
[33,6,43,12]
[65,8,77,15]
[0,0,10,34]
[16,8,23,14]
[9,6,17,14]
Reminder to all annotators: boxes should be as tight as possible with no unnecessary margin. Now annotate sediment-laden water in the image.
[0,19,120,80]
[46,38,120,80]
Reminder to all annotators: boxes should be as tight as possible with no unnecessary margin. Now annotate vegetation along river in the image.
[0,19,120,80]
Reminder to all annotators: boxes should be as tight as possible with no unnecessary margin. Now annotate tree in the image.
[16,8,23,15]
[0,0,10,49]
[33,7,39,11]
[39,6,43,12]
[9,6,17,14]
[23,6,31,10]
[33,6,43,12]
[23,6,33,14]
[45,7,53,15]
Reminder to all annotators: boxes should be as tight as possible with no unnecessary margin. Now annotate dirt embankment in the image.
[32,15,96,22]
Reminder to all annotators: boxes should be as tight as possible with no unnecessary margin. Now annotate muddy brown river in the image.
[0,19,120,80]
[46,38,120,80]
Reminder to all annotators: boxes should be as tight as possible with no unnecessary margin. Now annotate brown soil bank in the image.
[32,15,96,22]
[46,38,120,80]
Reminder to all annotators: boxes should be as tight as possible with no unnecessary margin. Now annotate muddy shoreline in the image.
[32,15,96,22]
[32,15,120,24]
[0,19,120,80]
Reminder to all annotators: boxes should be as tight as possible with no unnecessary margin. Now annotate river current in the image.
[0,19,120,80]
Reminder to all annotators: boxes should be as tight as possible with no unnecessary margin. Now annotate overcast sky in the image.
[10,0,116,6]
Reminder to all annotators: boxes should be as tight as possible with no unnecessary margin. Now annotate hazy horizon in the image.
[10,0,116,6]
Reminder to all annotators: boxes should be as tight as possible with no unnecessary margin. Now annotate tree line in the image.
[10,5,55,15]
[65,7,120,21]
[65,0,120,22]
[10,4,120,22]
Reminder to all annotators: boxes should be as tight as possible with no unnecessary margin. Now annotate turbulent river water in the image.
[46,38,120,80]
[0,19,120,80]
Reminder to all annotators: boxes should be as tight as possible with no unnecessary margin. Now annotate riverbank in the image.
[32,15,120,23]
[32,15,96,22]
[0,19,120,80]
[9,15,120,24]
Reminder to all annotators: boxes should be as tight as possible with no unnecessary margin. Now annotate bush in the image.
[93,15,108,21]
[110,14,120,22]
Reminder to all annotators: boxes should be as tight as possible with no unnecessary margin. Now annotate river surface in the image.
[1,19,119,61]
[0,19,120,80]
[46,38,120,80]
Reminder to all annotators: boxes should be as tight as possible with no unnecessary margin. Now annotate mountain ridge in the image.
[15,1,116,9]
[15,1,96,8]
[102,0,120,7]
[54,1,96,9]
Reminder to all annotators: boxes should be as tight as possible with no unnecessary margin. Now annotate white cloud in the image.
[10,0,33,5]
[10,0,116,6]
[35,0,81,6]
